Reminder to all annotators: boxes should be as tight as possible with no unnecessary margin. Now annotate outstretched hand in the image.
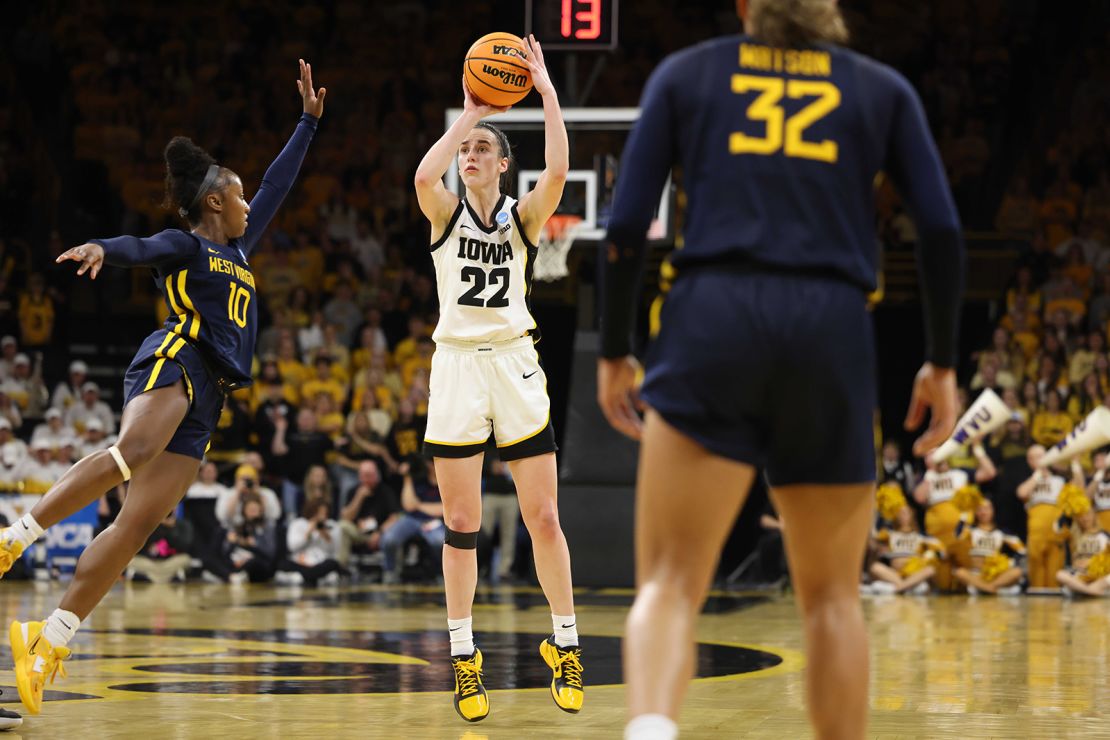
[298,58,326,118]
[56,242,105,280]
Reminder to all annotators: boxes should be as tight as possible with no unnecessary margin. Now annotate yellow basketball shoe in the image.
[10,621,70,715]
[540,637,584,713]
[0,529,26,578]
[451,648,490,722]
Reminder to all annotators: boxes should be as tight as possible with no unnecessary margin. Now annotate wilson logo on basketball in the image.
[481,64,528,88]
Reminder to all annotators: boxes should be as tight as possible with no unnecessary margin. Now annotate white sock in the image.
[448,616,474,657]
[625,714,678,740]
[552,613,578,647]
[4,514,44,549]
[41,608,80,649]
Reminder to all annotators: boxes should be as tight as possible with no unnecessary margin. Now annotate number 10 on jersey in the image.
[227,281,250,328]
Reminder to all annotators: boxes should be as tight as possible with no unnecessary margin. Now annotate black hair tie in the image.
[179,164,221,219]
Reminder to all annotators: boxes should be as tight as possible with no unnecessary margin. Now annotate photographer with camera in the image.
[216,464,282,531]
[206,492,279,584]
[280,497,344,586]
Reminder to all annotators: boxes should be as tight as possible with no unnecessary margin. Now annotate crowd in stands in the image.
[1,2,1108,589]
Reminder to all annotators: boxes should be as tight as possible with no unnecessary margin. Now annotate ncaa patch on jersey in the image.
[496,211,510,225]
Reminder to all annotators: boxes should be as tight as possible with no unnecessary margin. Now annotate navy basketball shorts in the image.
[122,330,224,460]
[640,268,877,487]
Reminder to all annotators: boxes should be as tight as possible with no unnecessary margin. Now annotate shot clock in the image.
[525,0,618,50]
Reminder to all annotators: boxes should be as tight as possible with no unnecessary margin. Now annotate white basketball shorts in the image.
[424,336,557,461]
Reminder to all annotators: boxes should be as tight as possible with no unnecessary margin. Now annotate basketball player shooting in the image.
[597,1,963,738]
[413,34,584,723]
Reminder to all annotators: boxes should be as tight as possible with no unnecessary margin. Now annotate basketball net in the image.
[533,214,583,282]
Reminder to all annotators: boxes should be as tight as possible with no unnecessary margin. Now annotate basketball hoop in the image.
[533,214,583,282]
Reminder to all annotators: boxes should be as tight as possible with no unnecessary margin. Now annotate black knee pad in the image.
[445,527,479,550]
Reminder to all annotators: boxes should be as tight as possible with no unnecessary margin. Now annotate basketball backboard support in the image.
[444,107,673,243]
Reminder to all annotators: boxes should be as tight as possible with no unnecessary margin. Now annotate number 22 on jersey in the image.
[730,74,840,163]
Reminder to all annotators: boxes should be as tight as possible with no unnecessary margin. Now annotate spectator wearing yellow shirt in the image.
[399,337,434,391]
[1068,374,1103,422]
[317,323,351,380]
[290,232,325,287]
[351,322,388,374]
[18,273,55,351]
[1068,331,1105,385]
[1005,266,1043,316]
[256,247,301,306]
[392,316,428,368]
[276,333,309,396]
[301,355,347,407]
[289,286,316,330]
[1031,390,1073,448]
[976,327,1024,384]
[312,392,346,442]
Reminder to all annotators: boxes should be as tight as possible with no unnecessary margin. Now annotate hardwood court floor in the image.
[1,581,1108,738]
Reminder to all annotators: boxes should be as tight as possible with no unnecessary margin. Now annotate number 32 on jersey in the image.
[730,74,840,163]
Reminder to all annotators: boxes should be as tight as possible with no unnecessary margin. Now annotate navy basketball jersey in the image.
[92,113,318,388]
[606,34,958,292]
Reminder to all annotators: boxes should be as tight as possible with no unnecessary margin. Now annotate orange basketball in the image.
[463,32,533,107]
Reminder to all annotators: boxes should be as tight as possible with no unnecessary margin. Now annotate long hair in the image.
[748,0,849,47]
[473,121,515,194]
[162,136,231,225]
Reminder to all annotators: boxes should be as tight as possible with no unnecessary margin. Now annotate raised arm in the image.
[1016,470,1041,502]
[515,35,569,242]
[414,81,507,238]
[241,59,325,256]
[972,444,997,483]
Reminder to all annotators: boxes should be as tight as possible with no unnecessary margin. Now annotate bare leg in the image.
[625,412,754,720]
[509,453,573,615]
[435,455,485,620]
[31,385,188,527]
[59,450,200,619]
[1057,570,1109,596]
[983,567,1023,593]
[954,567,993,593]
[772,482,874,740]
[895,566,935,593]
[868,562,904,587]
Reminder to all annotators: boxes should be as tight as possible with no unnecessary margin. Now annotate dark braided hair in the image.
[162,136,231,225]
[473,121,515,194]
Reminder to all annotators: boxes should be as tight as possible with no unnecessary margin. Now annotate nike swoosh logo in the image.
[560,623,575,628]
[449,627,462,632]
[207,247,221,254]
[523,371,538,379]
[460,224,472,231]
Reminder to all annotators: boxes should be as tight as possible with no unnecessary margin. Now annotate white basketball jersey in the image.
[430,195,538,344]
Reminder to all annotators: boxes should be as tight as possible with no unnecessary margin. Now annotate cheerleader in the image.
[913,445,995,590]
[1054,507,1110,597]
[1085,450,1110,532]
[868,505,945,595]
[953,499,1025,595]
[1017,446,1084,590]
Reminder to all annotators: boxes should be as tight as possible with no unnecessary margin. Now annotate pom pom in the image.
[1057,483,1091,518]
[954,484,984,513]
[981,553,1012,582]
[1083,549,1110,582]
[899,556,929,577]
[876,482,907,522]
